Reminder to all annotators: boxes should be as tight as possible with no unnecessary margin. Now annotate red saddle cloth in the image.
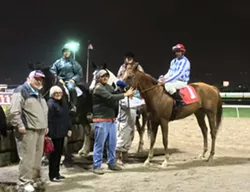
[179,85,198,105]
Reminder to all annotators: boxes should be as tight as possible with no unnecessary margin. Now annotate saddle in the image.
[168,85,199,120]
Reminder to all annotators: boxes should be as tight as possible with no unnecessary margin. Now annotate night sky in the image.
[1,0,250,85]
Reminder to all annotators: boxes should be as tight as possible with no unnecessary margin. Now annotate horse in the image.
[122,64,222,167]
[88,63,150,153]
[28,63,93,162]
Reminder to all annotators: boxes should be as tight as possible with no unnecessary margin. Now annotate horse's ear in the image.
[92,62,97,70]
[133,63,139,72]
[103,62,107,69]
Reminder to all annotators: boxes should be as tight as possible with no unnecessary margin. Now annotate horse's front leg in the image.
[143,121,159,166]
[160,119,170,168]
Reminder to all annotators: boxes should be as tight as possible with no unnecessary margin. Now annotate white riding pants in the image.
[164,80,188,95]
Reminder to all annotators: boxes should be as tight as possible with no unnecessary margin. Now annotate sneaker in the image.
[24,183,35,192]
[50,177,61,182]
[108,164,122,171]
[57,175,66,179]
[93,168,104,175]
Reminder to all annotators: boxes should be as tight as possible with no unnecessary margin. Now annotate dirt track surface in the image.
[1,116,250,192]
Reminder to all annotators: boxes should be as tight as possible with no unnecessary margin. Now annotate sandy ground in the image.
[1,116,250,192]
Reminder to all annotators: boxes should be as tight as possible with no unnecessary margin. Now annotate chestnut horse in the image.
[123,64,222,167]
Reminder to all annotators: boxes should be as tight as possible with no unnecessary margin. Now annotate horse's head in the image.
[28,62,57,99]
[89,62,119,91]
[123,64,157,91]
[122,63,141,89]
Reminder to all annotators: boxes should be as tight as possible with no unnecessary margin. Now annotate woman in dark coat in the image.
[47,85,72,182]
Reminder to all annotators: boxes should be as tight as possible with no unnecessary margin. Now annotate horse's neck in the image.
[138,77,162,110]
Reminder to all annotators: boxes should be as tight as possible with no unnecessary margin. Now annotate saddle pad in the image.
[179,85,198,104]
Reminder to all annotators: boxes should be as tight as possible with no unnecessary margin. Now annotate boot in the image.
[122,152,129,163]
[69,90,77,113]
[116,151,123,165]
[172,91,185,107]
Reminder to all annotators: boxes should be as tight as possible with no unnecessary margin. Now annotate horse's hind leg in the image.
[78,123,91,157]
[194,110,208,159]
[206,112,218,161]
[143,120,159,167]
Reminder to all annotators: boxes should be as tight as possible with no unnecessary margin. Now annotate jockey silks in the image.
[163,56,190,83]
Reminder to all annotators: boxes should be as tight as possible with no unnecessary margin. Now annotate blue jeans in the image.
[66,82,77,105]
[93,122,117,168]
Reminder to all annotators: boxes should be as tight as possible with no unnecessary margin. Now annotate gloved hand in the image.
[116,80,127,89]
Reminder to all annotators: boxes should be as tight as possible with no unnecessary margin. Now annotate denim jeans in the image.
[66,81,77,105]
[93,122,117,168]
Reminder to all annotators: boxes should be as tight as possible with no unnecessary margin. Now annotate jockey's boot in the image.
[172,91,185,107]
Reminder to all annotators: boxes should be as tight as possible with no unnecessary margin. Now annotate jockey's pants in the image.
[116,108,137,152]
[66,82,77,106]
[164,80,187,95]
[93,122,117,168]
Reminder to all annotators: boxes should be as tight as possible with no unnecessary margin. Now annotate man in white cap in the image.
[92,69,134,175]
[9,70,49,192]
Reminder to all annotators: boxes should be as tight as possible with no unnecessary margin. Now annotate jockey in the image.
[158,44,190,106]
[50,45,83,112]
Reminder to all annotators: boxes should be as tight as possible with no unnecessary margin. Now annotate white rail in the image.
[223,105,250,118]
[220,92,250,98]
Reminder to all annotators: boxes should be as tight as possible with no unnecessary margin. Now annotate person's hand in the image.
[45,128,49,135]
[18,127,26,134]
[69,79,75,84]
[159,78,166,85]
[124,87,135,97]
[67,130,72,137]
[59,79,65,85]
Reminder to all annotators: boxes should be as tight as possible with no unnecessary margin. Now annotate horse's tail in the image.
[216,89,223,129]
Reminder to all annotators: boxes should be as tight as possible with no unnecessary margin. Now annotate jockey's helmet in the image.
[172,44,186,53]
[124,52,135,59]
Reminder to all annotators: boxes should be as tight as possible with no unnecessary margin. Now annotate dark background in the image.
[1,0,249,86]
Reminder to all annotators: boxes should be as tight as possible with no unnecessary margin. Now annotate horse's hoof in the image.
[161,161,168,168]
[137,148,143,153]
[206,155,213,162]
[143,161,150,167]
[78,151,88,157]
[198,154,205,160]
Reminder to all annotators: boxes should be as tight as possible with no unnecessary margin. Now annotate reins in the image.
[139,84,161,93]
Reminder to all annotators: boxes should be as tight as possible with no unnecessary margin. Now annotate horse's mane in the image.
[136,70,158,85]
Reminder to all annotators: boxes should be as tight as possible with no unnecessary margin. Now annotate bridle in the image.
[42,76,57,98]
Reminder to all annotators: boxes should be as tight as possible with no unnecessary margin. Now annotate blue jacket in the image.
[50,58,83,83]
